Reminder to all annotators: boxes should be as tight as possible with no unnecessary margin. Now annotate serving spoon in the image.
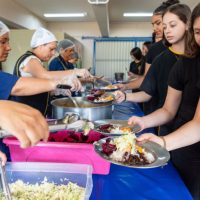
[0,159,12,200]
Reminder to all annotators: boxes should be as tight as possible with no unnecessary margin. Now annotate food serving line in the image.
[0,82,193,199]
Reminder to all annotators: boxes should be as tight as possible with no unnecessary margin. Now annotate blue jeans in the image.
[112,101,154,135]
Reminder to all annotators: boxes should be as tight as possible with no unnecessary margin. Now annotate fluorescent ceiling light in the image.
[123,13,153,17]
[44,13,87,18]
[88,0,109,4]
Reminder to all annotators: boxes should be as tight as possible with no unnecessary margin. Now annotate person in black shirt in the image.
[129,3,200,200]
[128,47,144,79]
[114,4,190,134]
[116,0,178,91]
[141,41,152,56]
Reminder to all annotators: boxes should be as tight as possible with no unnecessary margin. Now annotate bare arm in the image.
[137,99,200,151]
[24,58,91,79]
[11,77,57,96]
[114,90,152,103]
[118,63,151,90]
[142,87,182,128]
[128,86,182,130]
[164,99,200,151]
[126,91,152,103]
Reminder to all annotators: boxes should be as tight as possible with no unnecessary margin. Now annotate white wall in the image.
[47,21,152,70]
[110,22,152,37]
[0,0,46,29]
[0,0,152,72]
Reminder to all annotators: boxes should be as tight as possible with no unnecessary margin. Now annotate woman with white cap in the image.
[13,27,87,116]
[0,21,57,162]
[0,23,78,100]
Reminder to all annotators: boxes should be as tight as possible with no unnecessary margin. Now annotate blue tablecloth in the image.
[91,162,193,200]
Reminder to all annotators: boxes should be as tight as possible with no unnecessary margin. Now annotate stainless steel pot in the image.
[51,97,112,121]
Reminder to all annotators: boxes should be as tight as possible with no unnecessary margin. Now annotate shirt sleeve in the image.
[48,57,64,71]
[146,48,153,64]
[0,72,19,100]
[168,59,184,91]
[140,56,159,96]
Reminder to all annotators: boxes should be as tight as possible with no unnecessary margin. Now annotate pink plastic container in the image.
[3,131,110,175]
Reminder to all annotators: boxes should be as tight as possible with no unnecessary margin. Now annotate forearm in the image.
[124,76,144,90]
[35,70,75,79]
[142,107,175,129]
[126,91,152,103]
[164,120,200,151]
[11,78,57,96]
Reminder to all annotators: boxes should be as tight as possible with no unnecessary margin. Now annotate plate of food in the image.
[99,85,118,91]
[93,120,141,136]
[90,89,105,97]
[94,134,170,168]
[86,94,114,104]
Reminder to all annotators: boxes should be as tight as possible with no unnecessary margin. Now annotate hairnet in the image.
[0,21,10,37]
[57,39,75,52]
[70,52,79,59]
[30,27,57,48]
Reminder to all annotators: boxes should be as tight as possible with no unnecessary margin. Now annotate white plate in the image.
[94,136,170,168]
[94,119,141,136]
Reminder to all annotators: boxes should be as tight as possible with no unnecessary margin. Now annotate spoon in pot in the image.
[68,96,80,108]
[0,159,12,200]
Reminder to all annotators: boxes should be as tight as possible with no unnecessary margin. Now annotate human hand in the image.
[0,101,49,148]
[113,90,126,103]
[136,133,165,148]
[0,151,7,166]
[115,83,127,91]
[54,75,83,96]
[128,116,145,131]
[74,68,92,79]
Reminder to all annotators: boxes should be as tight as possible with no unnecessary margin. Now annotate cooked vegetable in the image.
[1,180,85,200]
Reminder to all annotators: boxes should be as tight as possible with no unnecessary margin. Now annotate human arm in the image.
[113,90,152,103]
[137,99,200,151]
[24,58,92,79]
[11,77,58,96]
[117,63,151,91]
[128,86,182,130]
[0,100,49,148]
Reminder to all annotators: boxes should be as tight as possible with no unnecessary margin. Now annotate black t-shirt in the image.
[168,56,200,130]
[129,60,144,75]
[140,48,179,111]
[146,40,166,64]
[167,57,200,192]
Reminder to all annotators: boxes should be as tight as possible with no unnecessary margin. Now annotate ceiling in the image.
[13,0,199,36]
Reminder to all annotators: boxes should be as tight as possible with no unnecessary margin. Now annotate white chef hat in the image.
[0,21,10,37]
[30,27,57,48]
[57,39,75,52]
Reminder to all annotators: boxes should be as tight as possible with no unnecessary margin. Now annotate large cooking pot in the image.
[51,97,112,121]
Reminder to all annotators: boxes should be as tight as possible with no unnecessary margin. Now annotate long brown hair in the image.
[162,4,191,47]
[185,3,200,58]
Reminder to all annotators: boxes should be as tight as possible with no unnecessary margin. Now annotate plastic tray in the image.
[0,162,93,200]
[3,131,110,175]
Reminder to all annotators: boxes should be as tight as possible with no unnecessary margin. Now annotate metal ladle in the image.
[68,96,80,108]
[0,159,12,200]
[56,84,80,107]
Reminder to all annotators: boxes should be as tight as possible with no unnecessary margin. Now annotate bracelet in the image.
[160,136,166,149]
